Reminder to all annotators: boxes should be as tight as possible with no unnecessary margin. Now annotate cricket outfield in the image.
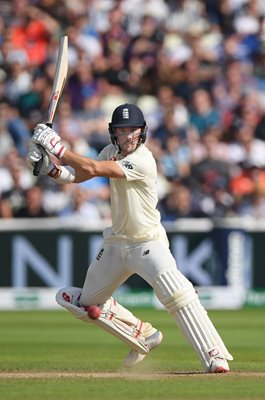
[0,308,264,400]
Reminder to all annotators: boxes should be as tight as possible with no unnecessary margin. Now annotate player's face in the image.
[115,127,141,156]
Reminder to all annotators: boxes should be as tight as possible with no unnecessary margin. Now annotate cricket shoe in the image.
[124,327,163,368]
[209,357,230,373]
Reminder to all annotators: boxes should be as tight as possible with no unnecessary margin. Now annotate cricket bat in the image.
[33,35,68,176]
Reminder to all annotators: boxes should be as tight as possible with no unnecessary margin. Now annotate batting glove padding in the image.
[32,124,66,159]
[27,143,55,175]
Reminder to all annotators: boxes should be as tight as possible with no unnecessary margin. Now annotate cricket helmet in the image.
[108,103,147,148]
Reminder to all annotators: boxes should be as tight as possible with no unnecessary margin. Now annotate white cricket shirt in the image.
[97,144,167,243]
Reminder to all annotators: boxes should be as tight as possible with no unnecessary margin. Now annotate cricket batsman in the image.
[27,103,233,372]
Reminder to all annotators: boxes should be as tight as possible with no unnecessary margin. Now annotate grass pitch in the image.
[0,307,264,399]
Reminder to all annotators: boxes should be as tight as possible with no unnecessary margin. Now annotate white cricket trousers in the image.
[79,237,233,370]
[80,238,178,306]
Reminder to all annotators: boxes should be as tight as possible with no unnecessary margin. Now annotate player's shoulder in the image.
[97,143,116,160]
[133,144,155,164]
[117,144,157,179]
[133,144,153,158]
[126,144,156,172]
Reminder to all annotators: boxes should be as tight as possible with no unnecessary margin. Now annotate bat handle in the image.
[33,159,42,176]
[32,122,53,177]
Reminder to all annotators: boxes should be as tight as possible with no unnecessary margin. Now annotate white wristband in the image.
[57,166,75,184]
[48,165,75,184]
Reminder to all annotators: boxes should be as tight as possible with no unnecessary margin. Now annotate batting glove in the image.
[32,124,66,159]
[27,143,57,176]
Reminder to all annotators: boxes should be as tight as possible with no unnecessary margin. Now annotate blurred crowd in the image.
[1,0,265,223]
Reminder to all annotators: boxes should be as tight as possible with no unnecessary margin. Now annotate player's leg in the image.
[56,242,160,357]
[80,242,161,355]
[56,287,154,354]
[127,239,233,372]
[153,269,233,372]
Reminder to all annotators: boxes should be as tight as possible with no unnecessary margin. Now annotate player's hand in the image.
[32,123,66,159]
[27,143,54,175]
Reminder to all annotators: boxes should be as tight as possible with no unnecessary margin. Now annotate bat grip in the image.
[32,122,53,177]
[33,159,42,176]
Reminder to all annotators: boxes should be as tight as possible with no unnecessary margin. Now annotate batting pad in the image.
[56,287,92,322]
[154,270,233,371]
[56,287,148,355]
[175,299,233,370]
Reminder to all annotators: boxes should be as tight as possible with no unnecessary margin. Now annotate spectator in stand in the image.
[6,105,32,159]
[58,186,105,223]
[0,147,33,195]
[159,182,202,221]
[189,129,233,217]
[0,102,15,160]
[101,3,130,59]
[228,122,265,168]
[4,49,32,105]
[212,60,257,136]
[15,185,51,218]
[124,14,164,95]
[0,163,31,218]
[7,0,59,67]
[2,0,265,220]
[234,91,261,131]
[152,93,189,145]
[0,154,35,218]
[230,163,265,217]
[228,121,265,213]
[171,54,216,104]
[77,92,110,153]
[236,185,265,218]
[67,61,98,111]
[156,85,176,115]
[189,125,229,165]
[66,24,102,66]
[160,135,190,181]
[51,98,86,152]
[231,0,261,64]
[16,71,49,121]
[214,0,238,35]
[189,88,221,137]
[255,103,265,141]
[152,109,178,147]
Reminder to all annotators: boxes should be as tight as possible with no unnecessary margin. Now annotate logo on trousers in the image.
[143,250,150,256]
[96,248,104,261]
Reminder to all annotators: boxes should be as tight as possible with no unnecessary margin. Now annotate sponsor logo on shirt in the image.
[122,160,133,170]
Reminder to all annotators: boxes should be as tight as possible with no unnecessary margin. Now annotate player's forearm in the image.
[62,149,125,180]
[61,149,97,182]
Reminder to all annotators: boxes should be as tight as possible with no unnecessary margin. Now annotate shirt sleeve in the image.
[97,144,115,161]
[116,151,154,181]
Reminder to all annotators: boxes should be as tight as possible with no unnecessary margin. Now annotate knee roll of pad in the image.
[153,269,197,313]
[56,286,92,322]
[162,287,198,313]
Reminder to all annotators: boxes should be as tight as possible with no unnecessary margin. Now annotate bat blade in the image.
[33,35,68,176]
[47,36,68,124]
